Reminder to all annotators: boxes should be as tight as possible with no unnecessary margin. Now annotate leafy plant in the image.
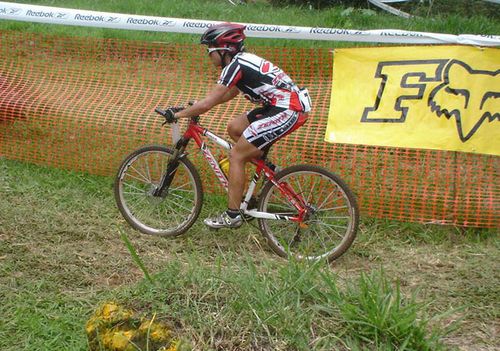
[333,269,444,350]
[119,227,155,284]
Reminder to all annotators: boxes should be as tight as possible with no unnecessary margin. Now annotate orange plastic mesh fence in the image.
[1,31,498,228]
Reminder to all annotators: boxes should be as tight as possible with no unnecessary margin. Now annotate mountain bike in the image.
[114,107,359,262]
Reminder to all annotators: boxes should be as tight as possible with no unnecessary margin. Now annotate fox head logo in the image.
[428,60,499,142]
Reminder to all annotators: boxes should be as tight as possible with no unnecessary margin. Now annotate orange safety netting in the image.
[1,30,498,228]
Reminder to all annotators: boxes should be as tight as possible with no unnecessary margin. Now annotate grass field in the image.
[1,0,499,350]
[0,157,498,350]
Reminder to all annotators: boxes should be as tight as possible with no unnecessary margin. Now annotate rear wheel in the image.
[114,145,203,236]
[258,165,359,262]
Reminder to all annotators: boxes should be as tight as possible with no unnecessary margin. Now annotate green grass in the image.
[0,157,498,350]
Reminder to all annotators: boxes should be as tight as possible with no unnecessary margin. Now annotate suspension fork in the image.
[152,138,189,197]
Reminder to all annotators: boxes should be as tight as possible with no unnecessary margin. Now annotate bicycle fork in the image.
[153,142,187,197]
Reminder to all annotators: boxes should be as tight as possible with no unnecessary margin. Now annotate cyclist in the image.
[164,22,311,229]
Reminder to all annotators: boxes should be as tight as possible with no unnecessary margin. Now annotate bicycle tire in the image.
[258,165,359,262]
[114,145,203,237]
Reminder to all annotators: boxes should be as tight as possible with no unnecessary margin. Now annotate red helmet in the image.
[200,23,246,54]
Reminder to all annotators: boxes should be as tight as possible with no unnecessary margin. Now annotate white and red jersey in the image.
[217,52,304,112]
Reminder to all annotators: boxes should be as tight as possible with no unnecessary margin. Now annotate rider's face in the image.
[207,47,223,67]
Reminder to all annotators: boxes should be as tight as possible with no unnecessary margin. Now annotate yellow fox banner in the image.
[326,45,499,156]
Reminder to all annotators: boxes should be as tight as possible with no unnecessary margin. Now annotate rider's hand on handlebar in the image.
[163,107,177,123]
[161,106,184,124]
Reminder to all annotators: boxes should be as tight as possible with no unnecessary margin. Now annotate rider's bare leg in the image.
[227,112,249,142]
[228,137,262,210]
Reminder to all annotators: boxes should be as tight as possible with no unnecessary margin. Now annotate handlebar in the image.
[155,105,199,125]
[154,107,168,116]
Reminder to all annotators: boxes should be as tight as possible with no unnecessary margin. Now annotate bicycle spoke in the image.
[300,226,329,255]
[143,157,152,184]
[169,192,184,200]
[139,159,153,183]
[292,176,307,201]
[124,171,151,184]
[308,178,324,203]
[123,181,149,193]
[170,181,195,192]
[270,191,290,205]
[317,226,334,253]
[316,215,350,220]
[129,192,148,207]
[130,198,154,219]
[169,196,195,213]
[311,221,347,239]
[122,191,146,199]
[154,153,165,179]
[318,189,344,209]
[317,205,349,212]
[162,200,183,227]
[267,202,294,212]
[306,175,319,204]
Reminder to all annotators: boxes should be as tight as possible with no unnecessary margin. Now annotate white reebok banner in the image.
[0,2,499,46]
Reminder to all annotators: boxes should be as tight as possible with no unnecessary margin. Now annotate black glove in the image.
[163,106,184,124]
[163,107,177,123]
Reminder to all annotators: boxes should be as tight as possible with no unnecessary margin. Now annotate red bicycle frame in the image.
[175,117,309,223]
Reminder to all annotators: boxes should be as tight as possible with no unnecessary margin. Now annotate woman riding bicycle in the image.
[165,22,312,229]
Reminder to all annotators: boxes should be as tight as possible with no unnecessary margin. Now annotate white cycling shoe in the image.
[204,211,243,229]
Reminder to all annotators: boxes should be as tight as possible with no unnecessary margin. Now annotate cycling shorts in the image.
[243,105,301,150]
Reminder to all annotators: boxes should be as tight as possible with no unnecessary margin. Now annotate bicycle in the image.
[114,106,359,262]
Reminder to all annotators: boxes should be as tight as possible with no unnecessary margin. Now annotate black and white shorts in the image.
[243,106,300,150]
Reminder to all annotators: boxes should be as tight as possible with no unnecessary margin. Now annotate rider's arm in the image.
[220,86,240,103]
[174,84,238,119]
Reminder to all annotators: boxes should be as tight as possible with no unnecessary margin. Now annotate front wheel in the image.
[258,165,359,262]
[114,145,203,237]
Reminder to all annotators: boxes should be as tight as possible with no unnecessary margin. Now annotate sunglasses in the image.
[206,47,230,54]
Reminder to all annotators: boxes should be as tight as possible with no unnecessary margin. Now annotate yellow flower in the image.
[101,303,120,318]
[151,329,167,341]
[138,317,172,342]
[111,330,136,350]
[100,302,134,322]
[85,316,97,335]
[86,302,184,351]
